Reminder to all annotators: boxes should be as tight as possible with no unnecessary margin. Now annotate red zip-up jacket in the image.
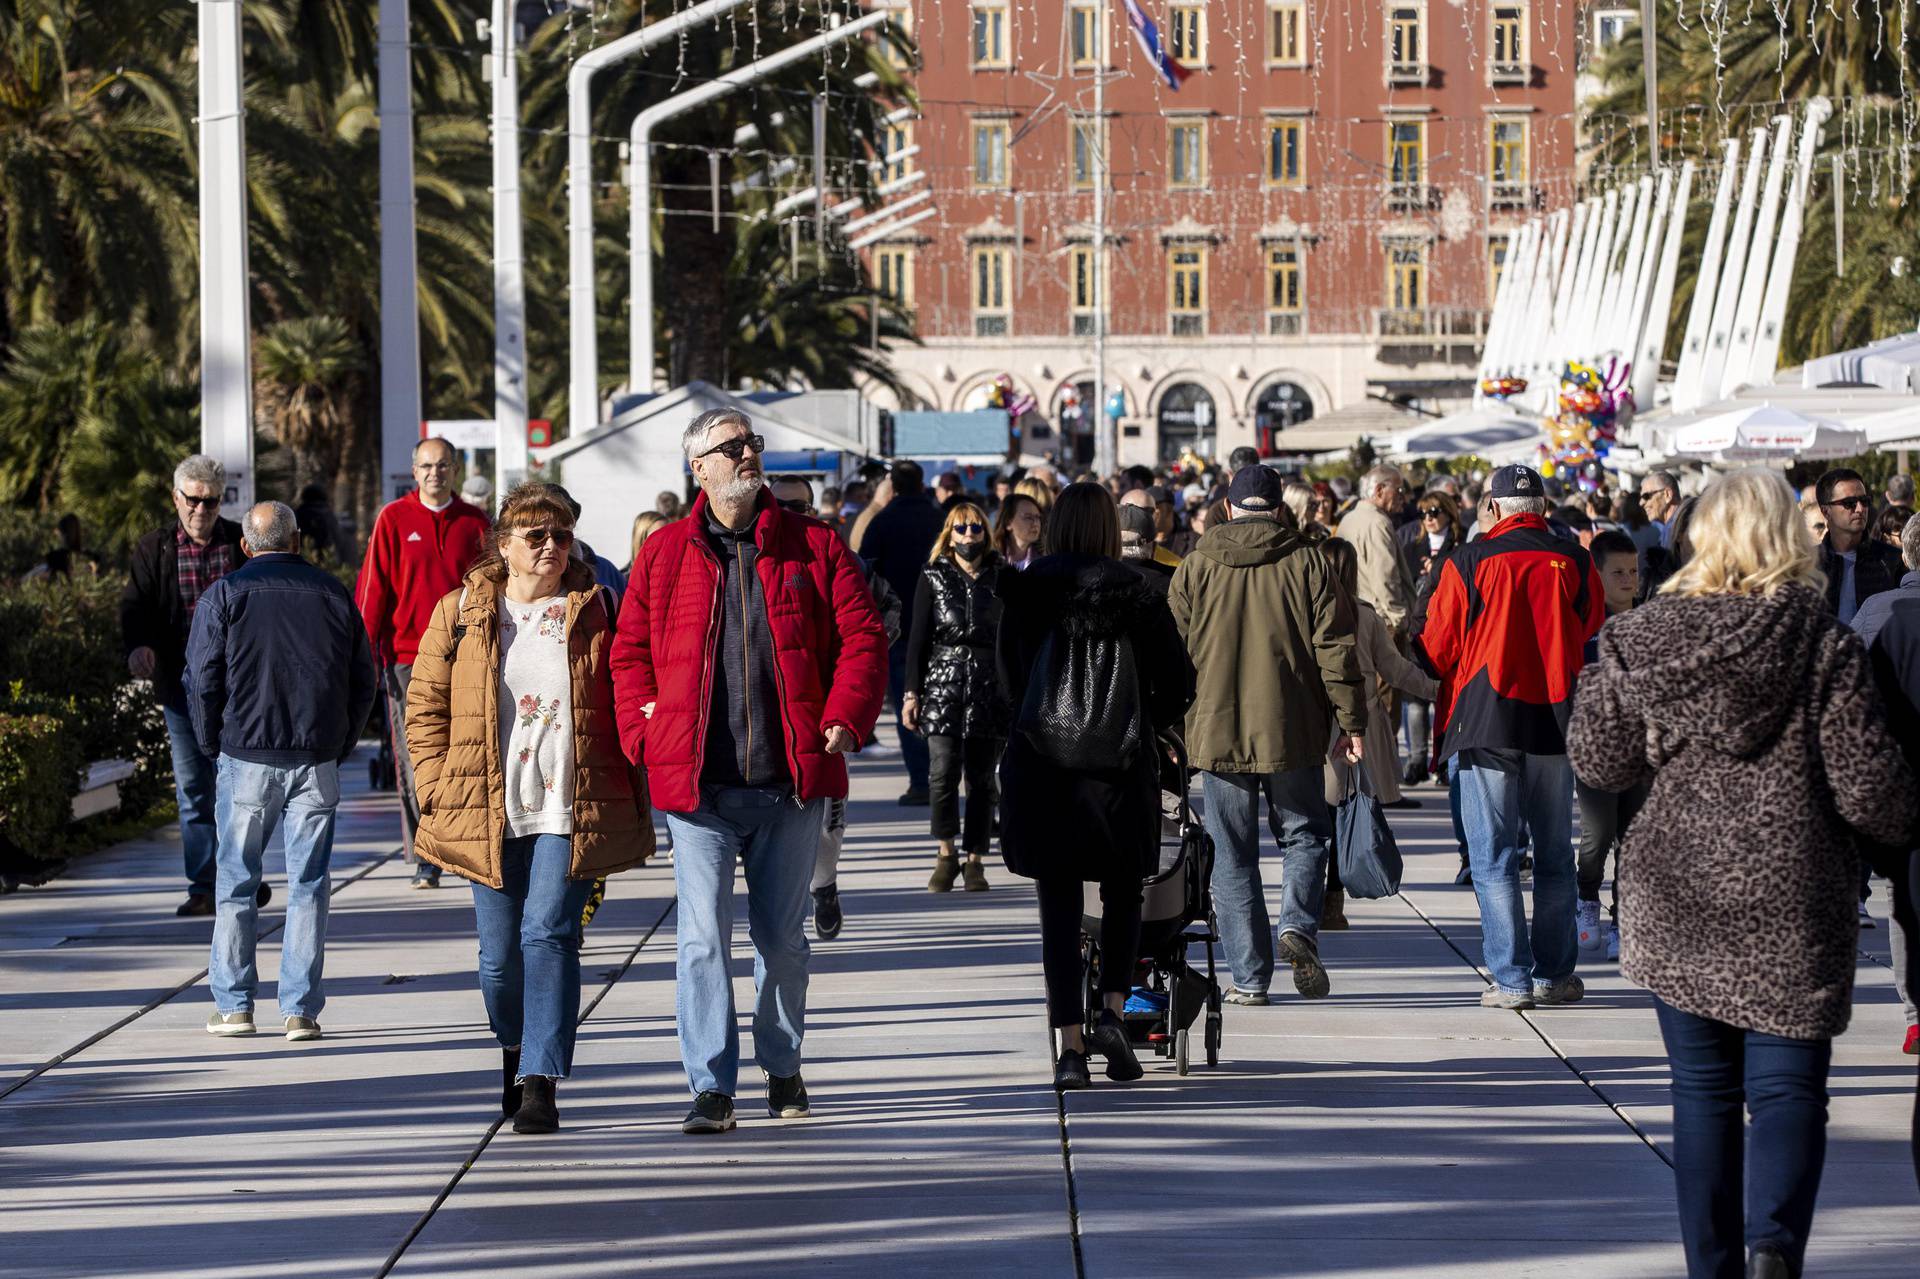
[1415,512,1604,760]
[354,491,491,665]
[610,490,889,813]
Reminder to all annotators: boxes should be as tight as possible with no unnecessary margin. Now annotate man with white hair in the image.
[613,409,888,1134]
[185,502,378,1040]
[121,454,248,916]
[1336,464,1416,634]
[1416,465,1605,1010]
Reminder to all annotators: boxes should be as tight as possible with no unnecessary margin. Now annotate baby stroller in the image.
[1080,734,1222,1075]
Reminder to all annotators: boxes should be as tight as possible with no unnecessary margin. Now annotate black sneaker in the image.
[1054,1048,1091,1091]
[766,1071,810,1119]
[256,882,272,907]
[176,893,214,917]
[682,1090,736,1134]
[1087,1011,1144,1082]
[511,1076,558,1134]
[501,1048,522,1119]
[1454,858,1474,887]
[1746,1245,1791,1279]
[897,788,929,806]
[1278,929,1331,999]
[812,884,843,940]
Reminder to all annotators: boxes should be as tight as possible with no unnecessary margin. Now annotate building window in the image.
[1487,234,1510,303]
[875,246,914,308]
[880,8,914,70]
[1267,2,1306,66]
[1168,5,1205,66]
[1168,245,1207,336]
[972,121,1010,189]
[1389,120,1425,195]
[1266,119,1305,188]
[1071,118,1105,191]
[973,246,1010,336]
[1070,2,1102,68]
[1593,8,1634,50]
[1267,241,1303,335]
[1388,241,1426,313]
[1169,120,1207,190]
[1388,5,1423,77]
[881,122,914,184]
[1071,245,1102,337]
[971,3,1008,68]
[1489,117,1528,194]
[1489,4,1520,69]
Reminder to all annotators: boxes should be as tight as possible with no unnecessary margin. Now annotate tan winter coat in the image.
[1335,500,1416,631]
[406,561,653,889]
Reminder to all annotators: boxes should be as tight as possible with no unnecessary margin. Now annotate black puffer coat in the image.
[997,554,1196,882]
[905,554,1009,739]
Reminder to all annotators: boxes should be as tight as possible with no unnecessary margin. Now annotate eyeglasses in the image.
[512,527,576,549]
[1419,507,1446,519]
[776,498,811,514]
[177,491,220,511]
[952,523,986,536]
[1823,494,1871,511]
[696,433,765,462]
[1638,488,1668,501]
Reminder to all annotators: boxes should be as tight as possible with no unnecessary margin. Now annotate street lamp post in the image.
[199,0,253,512]
[490,1,528,489]
[378,0,421,501]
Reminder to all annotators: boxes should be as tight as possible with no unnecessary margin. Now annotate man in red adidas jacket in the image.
[1416,464,1605,1011]
[354,437,490,886]
[612,409,887,1135]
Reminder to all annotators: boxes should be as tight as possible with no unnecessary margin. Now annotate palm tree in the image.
[254,315,366,497]
[0,320,157,512]
[57,365,197,556]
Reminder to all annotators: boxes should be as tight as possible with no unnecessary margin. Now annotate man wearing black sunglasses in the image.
[122,454,248,917]
[1815,467,1903,626]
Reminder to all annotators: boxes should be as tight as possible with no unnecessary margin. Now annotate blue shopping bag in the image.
[1335,767,1403,899]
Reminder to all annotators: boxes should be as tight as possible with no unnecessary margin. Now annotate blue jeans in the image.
[162,705,219,895]
[666,785,824,1097]
[887,641,930,792]
[1654,998,1831,1279]
[210,757,339,1018]
[471,833,594,1081]
[1456,749,1577,992]
[1201,767,1332,994]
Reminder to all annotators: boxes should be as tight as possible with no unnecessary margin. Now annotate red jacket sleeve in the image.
[609,537,660,766]
[1414,556,1467,681]
[354,509,397,661]
[817,530,889,747]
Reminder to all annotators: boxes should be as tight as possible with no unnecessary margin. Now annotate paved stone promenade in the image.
[2,741,1915,1277]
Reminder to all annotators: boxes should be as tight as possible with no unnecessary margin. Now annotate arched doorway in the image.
[1253,379,1315,455]
[1156,382,1215,463]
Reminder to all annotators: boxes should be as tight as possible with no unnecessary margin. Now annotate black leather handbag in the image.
[1014,628,1143,771]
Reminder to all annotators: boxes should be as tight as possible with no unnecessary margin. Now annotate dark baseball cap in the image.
[1487,465,1544,500]
[1226,464,1282,513]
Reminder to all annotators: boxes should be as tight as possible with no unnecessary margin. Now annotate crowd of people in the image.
[114,419,1920,1278]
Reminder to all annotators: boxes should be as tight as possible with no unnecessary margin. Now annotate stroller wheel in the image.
[1205,1011,1222,1067]
[1175,1028,1190,1076]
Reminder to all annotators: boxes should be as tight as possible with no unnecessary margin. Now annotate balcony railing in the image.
[1375,308,1487,344]
[1267,311,1305,337]
[1387,60,1426,85]
[1384,182,1440,211]
[1489,181,1542,210]
[1489,60,1528,85]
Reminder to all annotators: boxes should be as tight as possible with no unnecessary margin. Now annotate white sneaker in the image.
[1576,900,1603,953]
[861,739,900,759]
[1603,921,1620,962]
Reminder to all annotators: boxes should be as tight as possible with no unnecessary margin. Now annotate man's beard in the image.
[717,472,764,506]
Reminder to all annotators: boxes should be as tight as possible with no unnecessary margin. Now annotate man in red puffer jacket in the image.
[612,409,887,1137]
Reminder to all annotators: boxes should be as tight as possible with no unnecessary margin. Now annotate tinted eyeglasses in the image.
[512,526,576,549]
[1823,494,1871,512]
[776,498,812,514]
[952,522,986,536]
[697,433,765,462]
[1419,506,1446,519]
[176,491,220,511]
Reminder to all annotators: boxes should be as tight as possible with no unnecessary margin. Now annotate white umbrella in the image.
[1667,402,1866,462]
[1385,407,1543,460]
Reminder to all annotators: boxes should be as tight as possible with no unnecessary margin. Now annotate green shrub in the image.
[0,509,57,580]
[0,713,84,869]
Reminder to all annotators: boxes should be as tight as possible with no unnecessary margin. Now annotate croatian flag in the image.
[1123,0,1192,90]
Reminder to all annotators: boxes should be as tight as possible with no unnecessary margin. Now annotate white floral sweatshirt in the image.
[497,594,574,837]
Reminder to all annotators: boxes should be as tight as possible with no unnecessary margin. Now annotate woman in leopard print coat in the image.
[1568,468,1916,1279]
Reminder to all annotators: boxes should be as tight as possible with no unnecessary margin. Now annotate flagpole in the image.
[1092,31,1110,479]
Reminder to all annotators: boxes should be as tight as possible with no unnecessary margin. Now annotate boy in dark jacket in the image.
[186,502,378,1041]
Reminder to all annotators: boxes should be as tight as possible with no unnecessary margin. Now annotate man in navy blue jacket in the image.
[186,501,377,1041]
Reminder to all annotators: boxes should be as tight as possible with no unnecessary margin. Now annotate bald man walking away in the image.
[186,502,378,1041]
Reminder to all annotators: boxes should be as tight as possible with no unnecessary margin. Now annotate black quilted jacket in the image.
[904,555,1009,740]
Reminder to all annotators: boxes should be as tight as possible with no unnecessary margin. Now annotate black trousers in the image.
[1035,876,1142,1028]
[927,733,1002,855]
[1576,778,1648,914]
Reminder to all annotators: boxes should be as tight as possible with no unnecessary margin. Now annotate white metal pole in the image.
[1746,99,1832,387]
[1602,176,1654,351]
[1694,126,1767,406]
[199,0,253,514]
[1633,160,1695,413]
[1480,219,1537,380]
[568,0,754,432]
[1720,115,1793,398]
[1621,170,1672,365]
[1516,209,1570,409]
[491,1,529,489]
[379,0,421,502]
[628,10,890,396]
[1566,189,1618,359]
[1672,138,1739,410]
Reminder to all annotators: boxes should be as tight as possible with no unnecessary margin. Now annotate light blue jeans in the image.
[471,833,594,1081]
[210,757,339,1018]
[1456,748,1578,993]
[666,786,824,1097]
[1201,767,1332,995]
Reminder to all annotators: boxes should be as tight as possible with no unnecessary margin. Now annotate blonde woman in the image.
[1568,467,1916,1279]
[627,511,668,574]
[902,502,1009,891]
[407,483,653,1134]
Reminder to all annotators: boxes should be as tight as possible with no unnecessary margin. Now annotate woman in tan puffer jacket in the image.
[407,482,652,1135]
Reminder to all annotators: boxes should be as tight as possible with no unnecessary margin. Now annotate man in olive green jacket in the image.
[1168,465,1368,1005]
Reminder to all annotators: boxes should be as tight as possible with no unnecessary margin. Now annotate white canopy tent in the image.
[1382,407,1544,462]
[1666,403,1866,463]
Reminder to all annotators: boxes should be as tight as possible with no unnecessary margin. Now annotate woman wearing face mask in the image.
[902,502,1010,892]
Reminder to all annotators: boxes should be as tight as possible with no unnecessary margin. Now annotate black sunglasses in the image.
[697,433,766,462]
[952,522,986,536]
[177,491,220,511]
[512,527,576,549]
[1823,494,1871,511]
[777,498,812,514]
[1419,506,1446,518]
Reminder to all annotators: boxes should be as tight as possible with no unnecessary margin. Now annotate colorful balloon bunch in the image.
[1479,376,1528,400]
[1538,359,1633,490]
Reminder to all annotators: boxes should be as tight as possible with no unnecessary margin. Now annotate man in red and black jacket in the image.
[1416,464,1605,1011]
